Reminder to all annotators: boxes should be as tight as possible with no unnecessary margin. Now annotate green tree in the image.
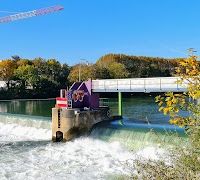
[14,65,39,89]
[46,59,62,82]
[93,64,110,79]
[107,62,129,78]
[95,56,129,79]
[32,58,70,97]
[57,63,70,88]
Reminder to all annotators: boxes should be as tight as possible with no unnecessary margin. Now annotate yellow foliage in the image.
[156,55,200,127]
[0,60,16,81]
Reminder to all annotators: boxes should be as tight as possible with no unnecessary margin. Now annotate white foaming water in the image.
[0,113,51,129]
[0,121,166,180]
[0,122,51,142]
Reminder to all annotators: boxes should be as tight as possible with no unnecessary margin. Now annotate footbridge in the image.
[92,77,187,93]
[92,77,188,116]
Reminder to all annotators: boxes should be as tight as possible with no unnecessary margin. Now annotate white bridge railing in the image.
[92,77,188,93]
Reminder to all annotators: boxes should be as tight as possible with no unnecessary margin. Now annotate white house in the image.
[0,81,6,88]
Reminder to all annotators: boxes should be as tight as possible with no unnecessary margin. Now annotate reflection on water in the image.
[0,99,55,117]
[107,96,171,124]
[0,97,162,120]
[0,96,187,124]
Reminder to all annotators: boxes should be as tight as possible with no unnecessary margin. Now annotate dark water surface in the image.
[0,96,170,124]
[107,96,170,124]
[0,99,55,117]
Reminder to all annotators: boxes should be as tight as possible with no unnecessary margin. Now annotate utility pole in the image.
[78,63,81,82]
[78,59,89,82]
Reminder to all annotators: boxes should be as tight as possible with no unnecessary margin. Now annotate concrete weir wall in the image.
[52,107,110,142]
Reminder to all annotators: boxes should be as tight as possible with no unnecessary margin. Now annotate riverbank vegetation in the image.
[0,57,70,99]
[0,54,178,99]
[130,54,200,179]
[69,54,178,82]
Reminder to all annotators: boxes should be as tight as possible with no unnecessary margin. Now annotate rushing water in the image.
[0,97,187,179]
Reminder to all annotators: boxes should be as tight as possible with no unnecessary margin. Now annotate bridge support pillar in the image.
[118,92,122,116]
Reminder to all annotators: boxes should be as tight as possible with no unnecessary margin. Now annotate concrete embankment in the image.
[52,107,110,142]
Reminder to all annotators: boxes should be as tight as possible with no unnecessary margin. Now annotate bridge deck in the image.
[92,77,188,93]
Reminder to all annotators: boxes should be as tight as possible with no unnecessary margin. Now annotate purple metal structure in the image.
[68,79,100,109]
[0,5,64,23]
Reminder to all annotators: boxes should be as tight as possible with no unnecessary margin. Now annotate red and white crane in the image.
[0,5,64,23]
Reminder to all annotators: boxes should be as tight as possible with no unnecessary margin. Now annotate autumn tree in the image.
[97,53,178,78]
[0,59,17,89]
[127,54,200,179]
[151,54,200,178]
[156,55,200,127]
[16,59,32,67]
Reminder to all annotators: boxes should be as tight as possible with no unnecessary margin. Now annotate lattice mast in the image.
[0,5,64,23]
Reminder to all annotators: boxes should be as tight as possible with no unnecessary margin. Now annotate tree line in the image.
[0,56,70,99]
[0,54,179,99]
[69,54,179,82]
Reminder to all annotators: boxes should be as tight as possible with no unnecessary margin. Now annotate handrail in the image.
[92,77,188,92]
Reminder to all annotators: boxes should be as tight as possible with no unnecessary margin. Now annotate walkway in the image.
[92,77,187,93]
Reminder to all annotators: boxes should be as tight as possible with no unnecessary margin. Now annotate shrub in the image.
[129,54,200,179]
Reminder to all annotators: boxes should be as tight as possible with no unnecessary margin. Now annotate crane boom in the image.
[0,5,64,23]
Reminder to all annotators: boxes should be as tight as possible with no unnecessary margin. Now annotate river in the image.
[0,96,169,123]
[0,97,186,179]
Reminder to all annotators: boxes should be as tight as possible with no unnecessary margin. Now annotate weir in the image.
[0,111,188,179]
[52,77,188,142]
[91,119,187,150]
[0,112,51,129]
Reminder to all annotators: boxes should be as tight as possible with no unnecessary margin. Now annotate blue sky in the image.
[0,0,200,65]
